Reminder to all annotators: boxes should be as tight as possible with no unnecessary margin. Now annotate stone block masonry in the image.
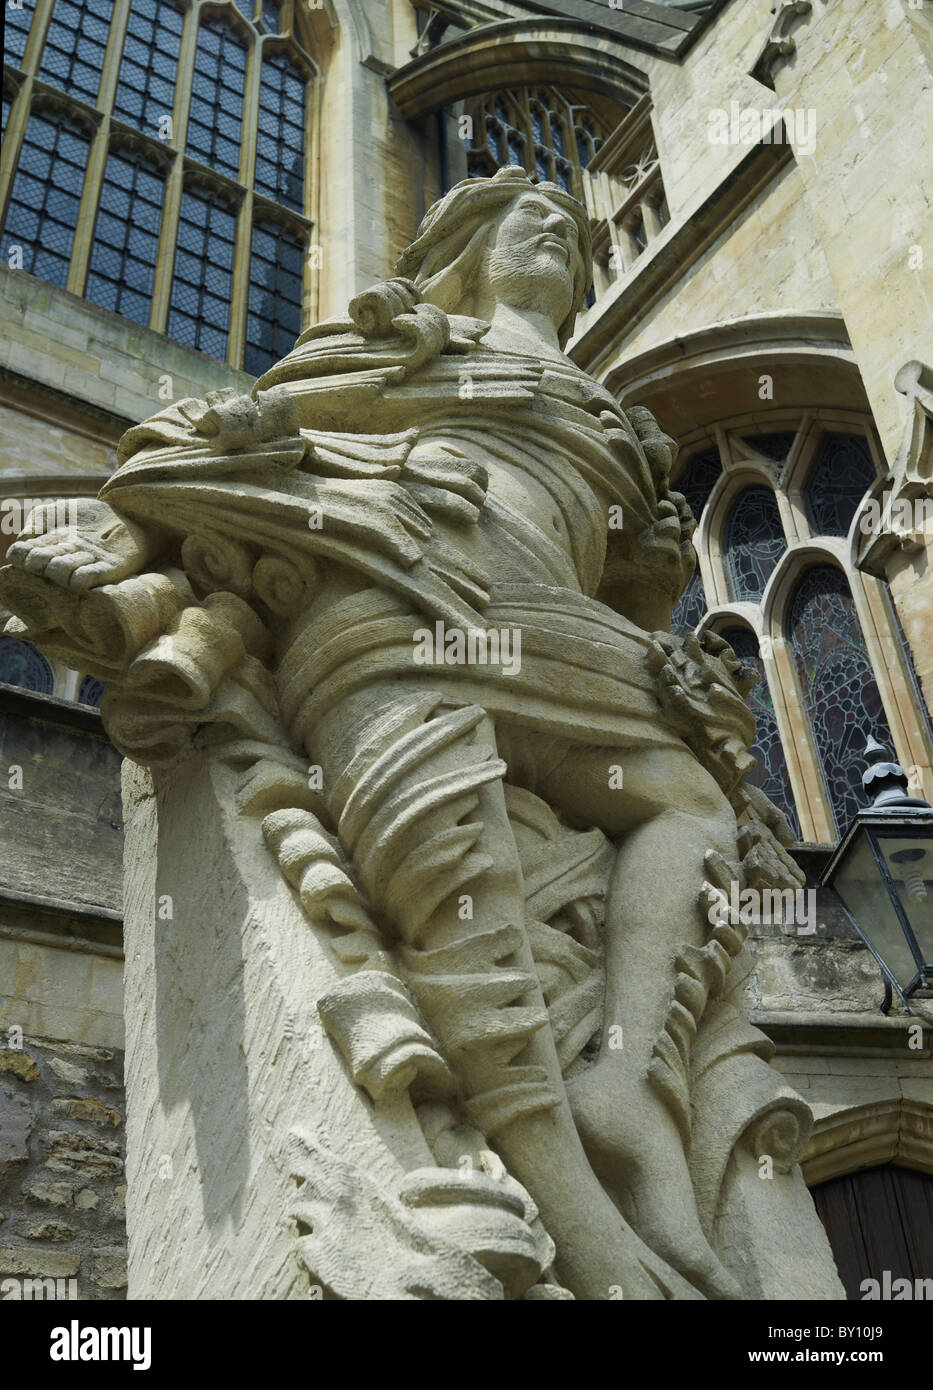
[0,1036,126,1300]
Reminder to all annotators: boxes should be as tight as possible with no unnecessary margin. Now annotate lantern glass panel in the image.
[873,829,933,971]
[832,830,922,986]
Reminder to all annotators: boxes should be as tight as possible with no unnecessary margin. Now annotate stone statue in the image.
[0,167,843,1300]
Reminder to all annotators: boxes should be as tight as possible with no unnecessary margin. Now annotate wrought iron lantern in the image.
[818,737,933,1014]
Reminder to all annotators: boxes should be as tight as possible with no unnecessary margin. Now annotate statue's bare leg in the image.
[306,682,701,1300]
[500,733,744,1299]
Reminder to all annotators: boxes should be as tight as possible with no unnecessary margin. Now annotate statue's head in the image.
[395,167,592,349]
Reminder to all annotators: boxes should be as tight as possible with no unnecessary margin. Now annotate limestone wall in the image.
[0,1036,126,1300]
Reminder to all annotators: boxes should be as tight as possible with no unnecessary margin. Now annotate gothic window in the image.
[719,626,800,836]
[724,485,786,602]
[186,17,248,180]
[464,88,607,199]
[1,110,90,288]
[255,51,305,211]
[78,675,107,707]
[86,148,165,326]
[168,185,238,359]
[0,0,315,371]
[804,432,878,537]
[245,218,304,376]
[0,637,55,695]
[662,418,922,843]
[112,0,185,137]
[788,565,893,834]
[39,0,113,106]
[670,446,722,636]
[740,431,797,463]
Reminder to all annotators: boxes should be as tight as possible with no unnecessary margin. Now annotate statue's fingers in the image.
[43,550,94,584]
[21,542,70,573]
[69,560,114,591]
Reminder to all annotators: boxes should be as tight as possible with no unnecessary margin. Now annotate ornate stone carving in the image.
[751,1,813,88]
[856,360,933,577]
[0,166,843,1300]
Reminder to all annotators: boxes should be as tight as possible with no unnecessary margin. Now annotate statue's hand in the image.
[7,498,160,591]
[401,442,488,525]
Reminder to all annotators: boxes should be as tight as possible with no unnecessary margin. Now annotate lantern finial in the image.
[862,735,930,809]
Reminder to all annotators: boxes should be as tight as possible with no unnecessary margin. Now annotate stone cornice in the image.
[407,0,730,61]
[389,18,651,116]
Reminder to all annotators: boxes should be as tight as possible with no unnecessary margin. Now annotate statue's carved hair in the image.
[395,167,593,349]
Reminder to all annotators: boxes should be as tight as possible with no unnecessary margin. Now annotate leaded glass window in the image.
[464,88,607,198]
[720,626,800,837]
[1,111,89,287]
[186,17,247,180]
[168,186,237,359]
[39,0,113,107]
[805,432,877,538]
[113,0,184,137]
[245,218,304,376]
[86,149,164,326]
[4,0,34,67]
[255,52,306,212]
[788,565,893,833]
[741,432,797,463]
[78,675,107,706]
[724,486,786,602]
[0,1,314,367]
[674,447,723,523]
[670,446,722,635]
[0,637,54,694]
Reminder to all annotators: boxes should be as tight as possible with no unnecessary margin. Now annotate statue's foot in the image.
[566,1060,742,1301]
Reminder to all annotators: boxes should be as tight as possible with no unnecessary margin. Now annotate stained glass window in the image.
[245,218,304,376]
[0,637,54,695]
[38,0,113,106]
[724,486,786,602]
[78,675,107,707]
[261,0,280,31]
[186,17,247,180]
[669,446,722,635]
[1,111,89,287]
[788,565,893,834]
[464,88,606,196]
[720,625,800,837]
[113,0,184,137]
[168,186,237,359]
[741,431,797,463]
[255,52,306,212]
[85,148,164,326]
[4,0,34,67]
[674,446,723,523]
[805,432,877,537]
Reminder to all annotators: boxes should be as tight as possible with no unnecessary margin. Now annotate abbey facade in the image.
[0,0,931,1298]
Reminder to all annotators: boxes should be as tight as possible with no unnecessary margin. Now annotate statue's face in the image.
[480,191,581,329]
